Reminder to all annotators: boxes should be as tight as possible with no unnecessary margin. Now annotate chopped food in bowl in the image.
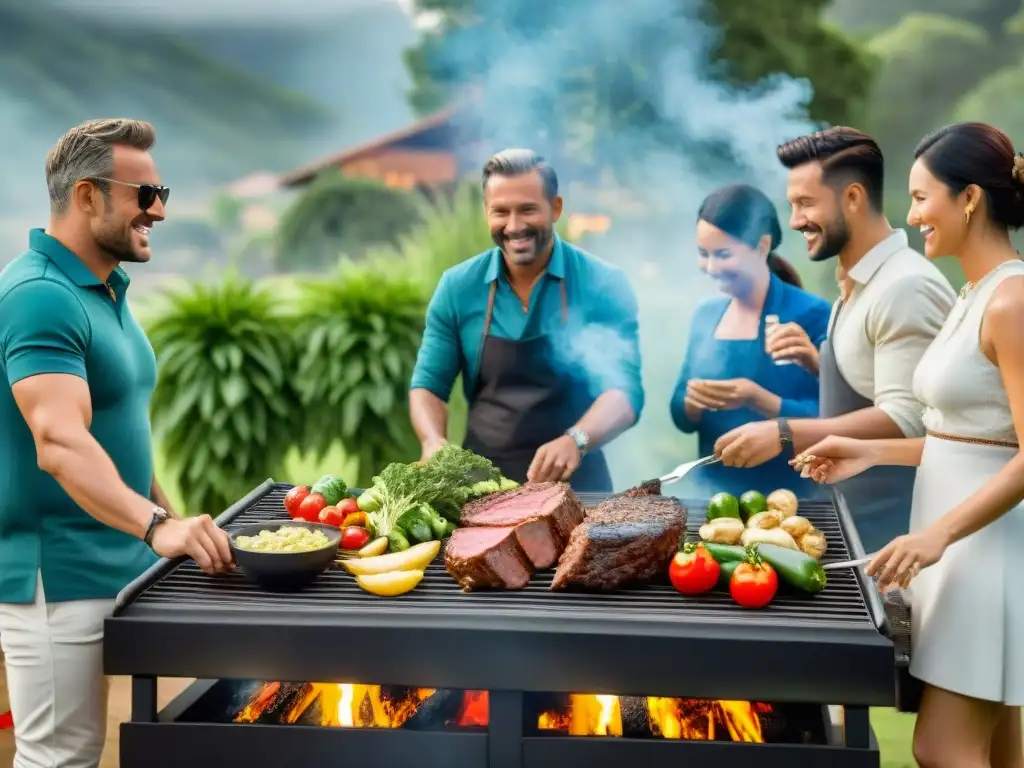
[233,526,332,554]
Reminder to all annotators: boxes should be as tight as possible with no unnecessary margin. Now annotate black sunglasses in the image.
[87,177,170,211]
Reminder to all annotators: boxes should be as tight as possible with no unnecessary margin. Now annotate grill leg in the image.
[842,705,870,748]
[130,676,157,723]
[488,691,523,768]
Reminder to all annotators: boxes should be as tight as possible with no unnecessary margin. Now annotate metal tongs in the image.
[822,553,878,571]
[658,455,721,488]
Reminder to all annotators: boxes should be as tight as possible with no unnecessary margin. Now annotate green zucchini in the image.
[717,559,741,587]
[756,544,827,594]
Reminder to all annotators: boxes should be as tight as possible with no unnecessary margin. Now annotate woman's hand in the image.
[865,528,949,592]
[691,378,759,411]
[790,436,880,484]
[767,322,820,373]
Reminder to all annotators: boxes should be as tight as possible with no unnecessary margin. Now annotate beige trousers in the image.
[0,572,113,768]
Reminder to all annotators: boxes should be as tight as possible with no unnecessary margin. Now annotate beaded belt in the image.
[926,429,1018,449]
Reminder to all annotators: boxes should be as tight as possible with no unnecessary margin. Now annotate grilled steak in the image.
[460,482,585,569]
[444,526,533,591]
[623,479,662,497]
[551,495,686,591]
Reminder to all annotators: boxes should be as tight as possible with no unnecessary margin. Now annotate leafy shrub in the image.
[292,262,427,487]
[145,275,301,515]
[275,172,423,272]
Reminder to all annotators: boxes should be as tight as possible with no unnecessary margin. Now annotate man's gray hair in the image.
[45,118,157,213]
[481,148,559,201]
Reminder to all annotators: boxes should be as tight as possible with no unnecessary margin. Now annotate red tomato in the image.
[730,559,778,609]
[318,506,344,527]
[336,497,360,517]
[284,485,310,518]
[668,543,720,596]
[340,526,372,551]
[296,493,327,523]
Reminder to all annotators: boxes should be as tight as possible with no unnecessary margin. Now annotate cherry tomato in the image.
[318,506,344,527]
[296,492,327,523]
[729,558,778,609]
[340,526,372,551]
[336,497,360,517]
[284,485,310,518]
[668,543,720,596]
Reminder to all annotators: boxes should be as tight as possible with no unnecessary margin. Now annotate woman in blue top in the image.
[670,183,832,499]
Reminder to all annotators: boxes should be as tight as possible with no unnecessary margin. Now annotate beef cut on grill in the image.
[551,495,687,591]
[459,482,584,568]
[445,482,585,591]
[444,527,533,591]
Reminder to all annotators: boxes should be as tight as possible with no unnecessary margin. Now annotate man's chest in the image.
[828,290,877,392]
[81,300,158,410]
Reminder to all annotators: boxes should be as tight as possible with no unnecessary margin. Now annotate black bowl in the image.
[229,521,341,592]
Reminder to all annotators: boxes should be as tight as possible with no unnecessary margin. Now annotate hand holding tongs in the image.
[659,455,721,487]
[822,553,879,571]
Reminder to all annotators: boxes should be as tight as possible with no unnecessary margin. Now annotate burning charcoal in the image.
[620,696,651,737]
[265,682,313,723]
[403,689,461,731]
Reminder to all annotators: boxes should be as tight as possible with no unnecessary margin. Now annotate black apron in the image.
[819,304,915,553]
[462,278,613,493]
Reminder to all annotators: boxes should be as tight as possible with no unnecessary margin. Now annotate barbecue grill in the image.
[105,480,898,768]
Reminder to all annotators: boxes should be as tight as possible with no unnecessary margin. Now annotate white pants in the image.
[0,572,113,768]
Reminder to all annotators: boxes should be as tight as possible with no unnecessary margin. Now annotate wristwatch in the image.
[143,506,169,547]
[775,418,794,453]
[566,427,590,457]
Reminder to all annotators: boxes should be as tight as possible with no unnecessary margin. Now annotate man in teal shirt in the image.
[0,119,233,768]
[409,149,644,491]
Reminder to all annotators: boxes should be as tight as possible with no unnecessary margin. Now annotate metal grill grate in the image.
[121,484,877,631]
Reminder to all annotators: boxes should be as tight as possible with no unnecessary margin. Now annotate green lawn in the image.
[873,708,915,767]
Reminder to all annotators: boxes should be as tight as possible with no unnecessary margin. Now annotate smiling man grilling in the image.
[409,149,643,492]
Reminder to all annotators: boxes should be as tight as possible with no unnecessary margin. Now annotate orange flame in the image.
[538,695,766,741]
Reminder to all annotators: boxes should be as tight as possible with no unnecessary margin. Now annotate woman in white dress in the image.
[794,122,1024,768]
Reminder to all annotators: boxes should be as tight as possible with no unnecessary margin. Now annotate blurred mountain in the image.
[173,2,418,147]
[0,1,335,215]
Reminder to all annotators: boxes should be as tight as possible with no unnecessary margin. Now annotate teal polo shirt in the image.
[0,229,158,604]
[410,236,645,419]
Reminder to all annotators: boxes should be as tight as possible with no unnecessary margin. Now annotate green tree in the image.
[292,262,427,488]
[145,275,301,516]
[275,173,423,272]
[953,59,1024,144]
[404,0,872,146]
[866,14,999,161]
[828,0,1018,37]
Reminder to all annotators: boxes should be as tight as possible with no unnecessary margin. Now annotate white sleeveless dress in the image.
[909,259,1024,704]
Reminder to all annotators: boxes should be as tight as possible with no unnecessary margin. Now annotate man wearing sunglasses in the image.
[0,118,234,767]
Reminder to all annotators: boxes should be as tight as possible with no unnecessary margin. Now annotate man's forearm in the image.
[409,388,449,446]
[790,407,906,453]
[575,390,636,449]
[38,431,154,540]
[150,475,180,518]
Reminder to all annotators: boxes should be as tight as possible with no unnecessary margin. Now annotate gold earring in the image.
[965,207,974,225]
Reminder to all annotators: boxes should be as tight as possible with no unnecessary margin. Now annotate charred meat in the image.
[551,495,686,591]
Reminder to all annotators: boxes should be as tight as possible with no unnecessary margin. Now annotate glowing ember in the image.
[537,695,769,741]
[233,684,488,729]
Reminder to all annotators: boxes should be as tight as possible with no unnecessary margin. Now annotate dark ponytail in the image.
[767,252,803,288]
[698,183,801,285]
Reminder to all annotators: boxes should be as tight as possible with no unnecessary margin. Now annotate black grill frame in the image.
[106,481,893,768]
[106,480,894,704]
